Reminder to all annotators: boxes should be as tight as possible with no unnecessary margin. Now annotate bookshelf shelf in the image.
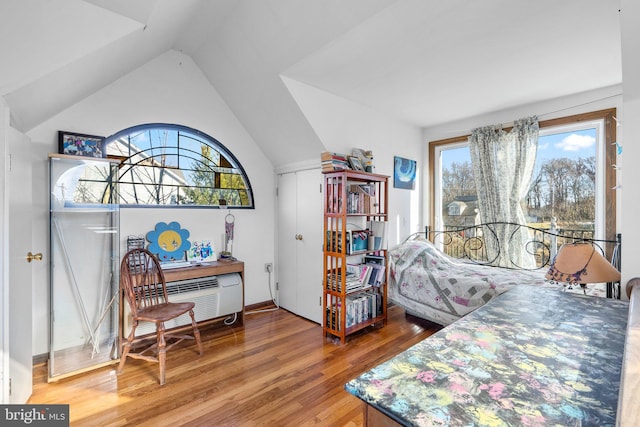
[322,169,389,344]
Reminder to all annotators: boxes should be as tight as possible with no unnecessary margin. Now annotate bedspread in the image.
[389,239,604,326]
[345,285,628,426]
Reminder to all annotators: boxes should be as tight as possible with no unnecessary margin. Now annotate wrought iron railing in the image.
[408,221,621,298]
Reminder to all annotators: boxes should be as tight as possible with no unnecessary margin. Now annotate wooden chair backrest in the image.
[120,248,169,317]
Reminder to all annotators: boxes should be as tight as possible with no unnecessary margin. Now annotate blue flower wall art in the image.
[146,221,191,261]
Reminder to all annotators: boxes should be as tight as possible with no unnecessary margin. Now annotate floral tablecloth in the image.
[345,285,628,426]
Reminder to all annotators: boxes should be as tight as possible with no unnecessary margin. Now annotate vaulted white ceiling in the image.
[0,0,622,167]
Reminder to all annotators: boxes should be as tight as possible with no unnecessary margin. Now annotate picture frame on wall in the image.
[348,156,365,171]
[393,156,417,189]
[58,131,106,158]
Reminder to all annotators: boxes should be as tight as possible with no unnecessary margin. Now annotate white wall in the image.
[620,0,640,295]
[282,77,423,247]
[27,51,276,356]
[0,95,8,402]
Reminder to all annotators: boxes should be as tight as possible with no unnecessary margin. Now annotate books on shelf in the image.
[345,291,383,328]
[321,151,350,172]
[325,291,383,331]
[347,183,377,214]
[369,220,388,250]
[325,230,369,254]
[326,263,385,293]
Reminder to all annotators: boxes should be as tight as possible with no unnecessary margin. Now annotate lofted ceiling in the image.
[0,0,622,167]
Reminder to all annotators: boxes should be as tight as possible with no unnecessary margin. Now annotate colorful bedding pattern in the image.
[389,239,606,326]
[345,285,628,426]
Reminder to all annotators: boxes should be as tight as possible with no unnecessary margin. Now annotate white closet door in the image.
[294,169,322,323]
[6,128,33,403]
[277,169,322,323]
[277,172,298,312]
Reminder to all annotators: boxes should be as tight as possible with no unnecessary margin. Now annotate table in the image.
[346,285,629,426]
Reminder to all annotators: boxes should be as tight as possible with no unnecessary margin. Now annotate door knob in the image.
[27,252,43,262]
[295,234,303,240]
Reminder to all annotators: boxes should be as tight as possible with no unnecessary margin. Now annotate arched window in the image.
[106,124,254,208]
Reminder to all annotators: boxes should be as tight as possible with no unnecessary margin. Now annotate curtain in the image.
[469,116,539,268]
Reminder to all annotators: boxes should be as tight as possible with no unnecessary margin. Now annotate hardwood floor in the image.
[29,305,439,426]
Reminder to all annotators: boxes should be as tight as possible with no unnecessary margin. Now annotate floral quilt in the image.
[389,239,606,326]
[345,285,628,426]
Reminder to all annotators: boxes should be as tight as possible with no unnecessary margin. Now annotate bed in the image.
[389,222,620,326]
[346,283,634,426]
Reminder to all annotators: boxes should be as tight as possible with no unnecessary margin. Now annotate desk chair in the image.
[118,248,204,385]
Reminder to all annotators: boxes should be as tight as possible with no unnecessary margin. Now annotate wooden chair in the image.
[117,248,204,385]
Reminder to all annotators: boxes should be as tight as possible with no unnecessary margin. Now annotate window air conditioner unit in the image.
[122,273,242,337]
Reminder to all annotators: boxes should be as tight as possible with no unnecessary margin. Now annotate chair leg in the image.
[117,321,137,374]
[189,309,204,355]
[157,322,167,386]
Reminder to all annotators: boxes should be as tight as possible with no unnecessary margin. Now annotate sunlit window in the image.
[106,124,254,208]
[429,109,617,243]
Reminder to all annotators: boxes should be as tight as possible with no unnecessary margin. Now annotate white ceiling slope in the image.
[284,0,622,127]
[1,0,622,167]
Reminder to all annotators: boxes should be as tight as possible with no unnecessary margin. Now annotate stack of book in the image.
[347,183,377,214]
[326,291,383,331]
[345,291,383,328]
[326,305,339,330]
[364,254,386,287]
[345,264,373,292]
[326,262,385,293]
[321,151,349,172]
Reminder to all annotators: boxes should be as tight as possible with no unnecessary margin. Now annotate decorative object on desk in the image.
[394,156,416,189]
[187,240,216,263]
[545,241,621,293]
[58,131,106,158]
[220,213,235,259]
[146,221,191,262]
[127,235,145,252]
[348,155,365,171]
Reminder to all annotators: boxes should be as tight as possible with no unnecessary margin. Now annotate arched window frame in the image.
[105,123,254,209]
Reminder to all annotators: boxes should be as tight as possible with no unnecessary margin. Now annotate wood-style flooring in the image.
[29,305,439,426]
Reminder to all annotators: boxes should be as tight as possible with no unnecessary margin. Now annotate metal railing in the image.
[420,222,616,271]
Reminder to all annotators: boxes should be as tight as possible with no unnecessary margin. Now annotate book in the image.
[321,151,350,172]
[369,221,388,250]
[364,254,386,266]
[321,151,347,161]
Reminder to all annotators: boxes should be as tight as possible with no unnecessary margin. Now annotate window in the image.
[429,109,617,243]
[106,124,254,208]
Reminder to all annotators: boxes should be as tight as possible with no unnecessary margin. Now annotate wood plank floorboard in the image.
[29,305,439,426]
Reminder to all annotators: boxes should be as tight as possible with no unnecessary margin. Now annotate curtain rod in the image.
[499,92,622,128]
[438,92,622,134]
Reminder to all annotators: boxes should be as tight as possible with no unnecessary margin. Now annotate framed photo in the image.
[348,156,365,171]
[58,131,106,158]
[394,156,417,189]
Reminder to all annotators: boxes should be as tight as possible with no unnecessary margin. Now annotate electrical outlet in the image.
[264,262,273,272]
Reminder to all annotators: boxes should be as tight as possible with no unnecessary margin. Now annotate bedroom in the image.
[1,0,639,422]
